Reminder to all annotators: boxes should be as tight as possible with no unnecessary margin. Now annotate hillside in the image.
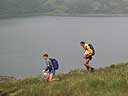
[1,0,128,18]
[0,76,16,82]
[0,63,128,96]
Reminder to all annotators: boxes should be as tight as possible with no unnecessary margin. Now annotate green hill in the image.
[1,0,128,18]
[0,63,128,96]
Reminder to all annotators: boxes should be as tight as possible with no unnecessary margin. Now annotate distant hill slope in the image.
[0,63,128,96]
[1,0,128,18]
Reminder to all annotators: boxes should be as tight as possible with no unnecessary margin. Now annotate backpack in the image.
[49,58,59,70]
[88,44,95,56]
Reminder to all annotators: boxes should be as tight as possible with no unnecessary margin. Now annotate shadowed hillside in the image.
[1,0,128,18]
[0,63,128,96]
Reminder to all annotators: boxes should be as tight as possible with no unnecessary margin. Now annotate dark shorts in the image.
[49,69,56,75]
[86,56,92,60]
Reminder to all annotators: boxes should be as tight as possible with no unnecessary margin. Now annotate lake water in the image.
[0,16,128,78]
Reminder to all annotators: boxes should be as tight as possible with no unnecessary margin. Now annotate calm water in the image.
[0,16,128,78]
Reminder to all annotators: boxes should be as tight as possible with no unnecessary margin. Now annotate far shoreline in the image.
[1,13,128,20]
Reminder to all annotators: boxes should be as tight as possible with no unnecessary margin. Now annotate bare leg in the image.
[86,66,90,71]
[48,74,60,82]
[84,58,91,67]
[84,60,90,71]
[45,73,50,82]
[84,58,92,71]
[84,53,94,72]
[48,74,54,82]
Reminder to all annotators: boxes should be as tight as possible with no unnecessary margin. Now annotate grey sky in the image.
[0,16,128,78]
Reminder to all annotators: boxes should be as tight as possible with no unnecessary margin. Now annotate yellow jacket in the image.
[83,44,93,56]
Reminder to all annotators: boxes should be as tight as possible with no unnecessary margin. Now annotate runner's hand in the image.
[42,70,45,73]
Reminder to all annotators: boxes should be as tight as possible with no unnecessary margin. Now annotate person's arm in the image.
[45,65,51,71]
[84,44,88,50]
[44,60,52,71]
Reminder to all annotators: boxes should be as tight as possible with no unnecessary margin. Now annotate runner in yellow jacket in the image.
[80,41,94,72]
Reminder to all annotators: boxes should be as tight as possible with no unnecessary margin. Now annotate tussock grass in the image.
[0,63,128,96]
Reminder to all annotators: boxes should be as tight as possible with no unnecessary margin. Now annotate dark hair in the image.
[80,41,85,44]
[43,54,48,57]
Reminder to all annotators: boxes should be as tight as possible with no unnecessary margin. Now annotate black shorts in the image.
[86,56,92,60]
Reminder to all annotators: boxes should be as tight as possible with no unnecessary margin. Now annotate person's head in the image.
[80,41,85,47]
[43,53,49,60]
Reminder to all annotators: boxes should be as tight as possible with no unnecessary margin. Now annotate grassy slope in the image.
[0,63,128,96]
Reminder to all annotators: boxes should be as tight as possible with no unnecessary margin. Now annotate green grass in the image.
[0,63,128,96]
